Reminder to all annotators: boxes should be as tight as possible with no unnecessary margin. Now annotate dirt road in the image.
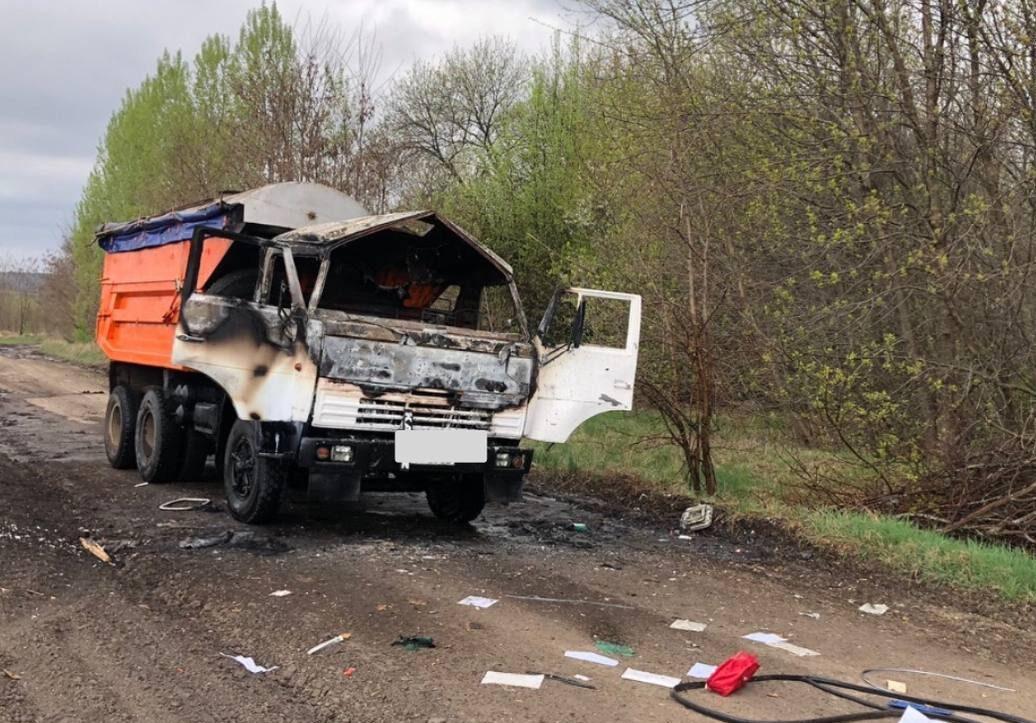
[0,344,1033,723]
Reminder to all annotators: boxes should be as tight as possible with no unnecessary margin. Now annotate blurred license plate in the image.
[394,429,487,465]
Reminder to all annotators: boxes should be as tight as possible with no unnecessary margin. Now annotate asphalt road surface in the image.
[1,344,1033,723]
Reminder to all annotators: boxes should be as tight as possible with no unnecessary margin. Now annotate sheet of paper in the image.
[220,653,277,674]
[269,590,291,597]
[767,640,819,657]
[573,674,591,682]
[458,595,498,609]
[743,632,786,644]
[564,650,619,667]
[481,671,544,689]
[621,668,681,689]
[898,707,933,723]
[670,619,707,632]
[687,662,717,679]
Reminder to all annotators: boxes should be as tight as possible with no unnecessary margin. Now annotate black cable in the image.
[670,674,1033,723]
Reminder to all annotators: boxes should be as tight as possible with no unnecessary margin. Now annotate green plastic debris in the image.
[594,640,634,657]
[572,523,589,533]
[392,635,436,651]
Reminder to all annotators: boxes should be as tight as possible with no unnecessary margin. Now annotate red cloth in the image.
[706,652,759,696]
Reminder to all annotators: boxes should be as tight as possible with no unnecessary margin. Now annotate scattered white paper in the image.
[687,662,717,679]
[799,612,821,620]
[743,631,819,656]
[269,590,292,597]
[898,706,934,723]
[459,595,498,609]
[565,650,619,667]
[859,603,889,615]
[768,640,820,657]
[743,632,786,645]
[220,653,277,674]
[481,671,544,689]
[887,680,908,694]
[621,668,681,689]
[670,619,707,632]
[573,674,591,682]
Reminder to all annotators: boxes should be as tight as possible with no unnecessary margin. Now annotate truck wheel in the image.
[426,473,486,524]
[223,420,286,524]
[177,430,210,481]
[104,385,139,469]
[135,388,184,483]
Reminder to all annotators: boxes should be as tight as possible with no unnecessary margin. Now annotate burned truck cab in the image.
[174,211,541,522]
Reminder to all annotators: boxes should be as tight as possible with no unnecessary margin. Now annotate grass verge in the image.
[530,410,1036,604]
[38,338,107,367]
[801,510,1036,602]
[0,334,42,345]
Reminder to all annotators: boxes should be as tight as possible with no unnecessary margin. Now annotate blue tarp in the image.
[97,202,233,253]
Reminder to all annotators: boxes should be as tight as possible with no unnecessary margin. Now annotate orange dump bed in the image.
[96,237,232,370]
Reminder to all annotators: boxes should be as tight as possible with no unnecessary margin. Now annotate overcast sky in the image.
[0,0,570,264]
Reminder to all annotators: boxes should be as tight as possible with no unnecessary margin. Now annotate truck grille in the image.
[311,389,493,432]
[356,398,491,431]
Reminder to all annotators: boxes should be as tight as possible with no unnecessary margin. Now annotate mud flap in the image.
[308,471,362,503]
[485,472,524,504]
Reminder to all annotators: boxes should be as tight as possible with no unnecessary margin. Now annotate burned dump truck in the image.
[96,182,641,524]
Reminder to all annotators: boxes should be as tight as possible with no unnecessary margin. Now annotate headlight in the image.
[332,445,354,462]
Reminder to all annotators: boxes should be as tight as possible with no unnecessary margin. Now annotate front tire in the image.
[223,420,286,524]
[426,473,486,524]
[104,385,139,469]
[135,388,184,483]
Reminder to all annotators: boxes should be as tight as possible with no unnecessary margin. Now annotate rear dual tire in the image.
[104,386,139,469]
[134,388,184,483]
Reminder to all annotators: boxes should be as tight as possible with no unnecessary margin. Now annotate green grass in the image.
[0,334,42,345]
[803,510,1036,602]
[38,338,107,367]
[530,410,1036,603]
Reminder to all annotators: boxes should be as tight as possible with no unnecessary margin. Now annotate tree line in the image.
[48,1,1036,544]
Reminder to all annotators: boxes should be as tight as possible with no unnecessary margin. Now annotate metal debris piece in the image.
[679,504,714,532]
[159,497,211,511]
[80,537,111,564]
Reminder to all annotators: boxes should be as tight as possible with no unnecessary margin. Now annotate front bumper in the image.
[297,435,532,475]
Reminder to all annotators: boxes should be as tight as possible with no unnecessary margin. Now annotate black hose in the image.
[670,674,1033,723]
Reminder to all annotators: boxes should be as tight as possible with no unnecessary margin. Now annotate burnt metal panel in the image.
[319,336,532,410]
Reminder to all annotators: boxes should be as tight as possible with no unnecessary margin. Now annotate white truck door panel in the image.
[523,288,641,443]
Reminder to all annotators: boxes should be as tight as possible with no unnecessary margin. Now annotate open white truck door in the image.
[523,288,641,443]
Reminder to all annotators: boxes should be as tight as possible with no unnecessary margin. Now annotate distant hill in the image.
[0,272,47,293]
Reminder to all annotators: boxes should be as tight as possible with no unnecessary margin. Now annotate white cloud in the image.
[0,0,569,260]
